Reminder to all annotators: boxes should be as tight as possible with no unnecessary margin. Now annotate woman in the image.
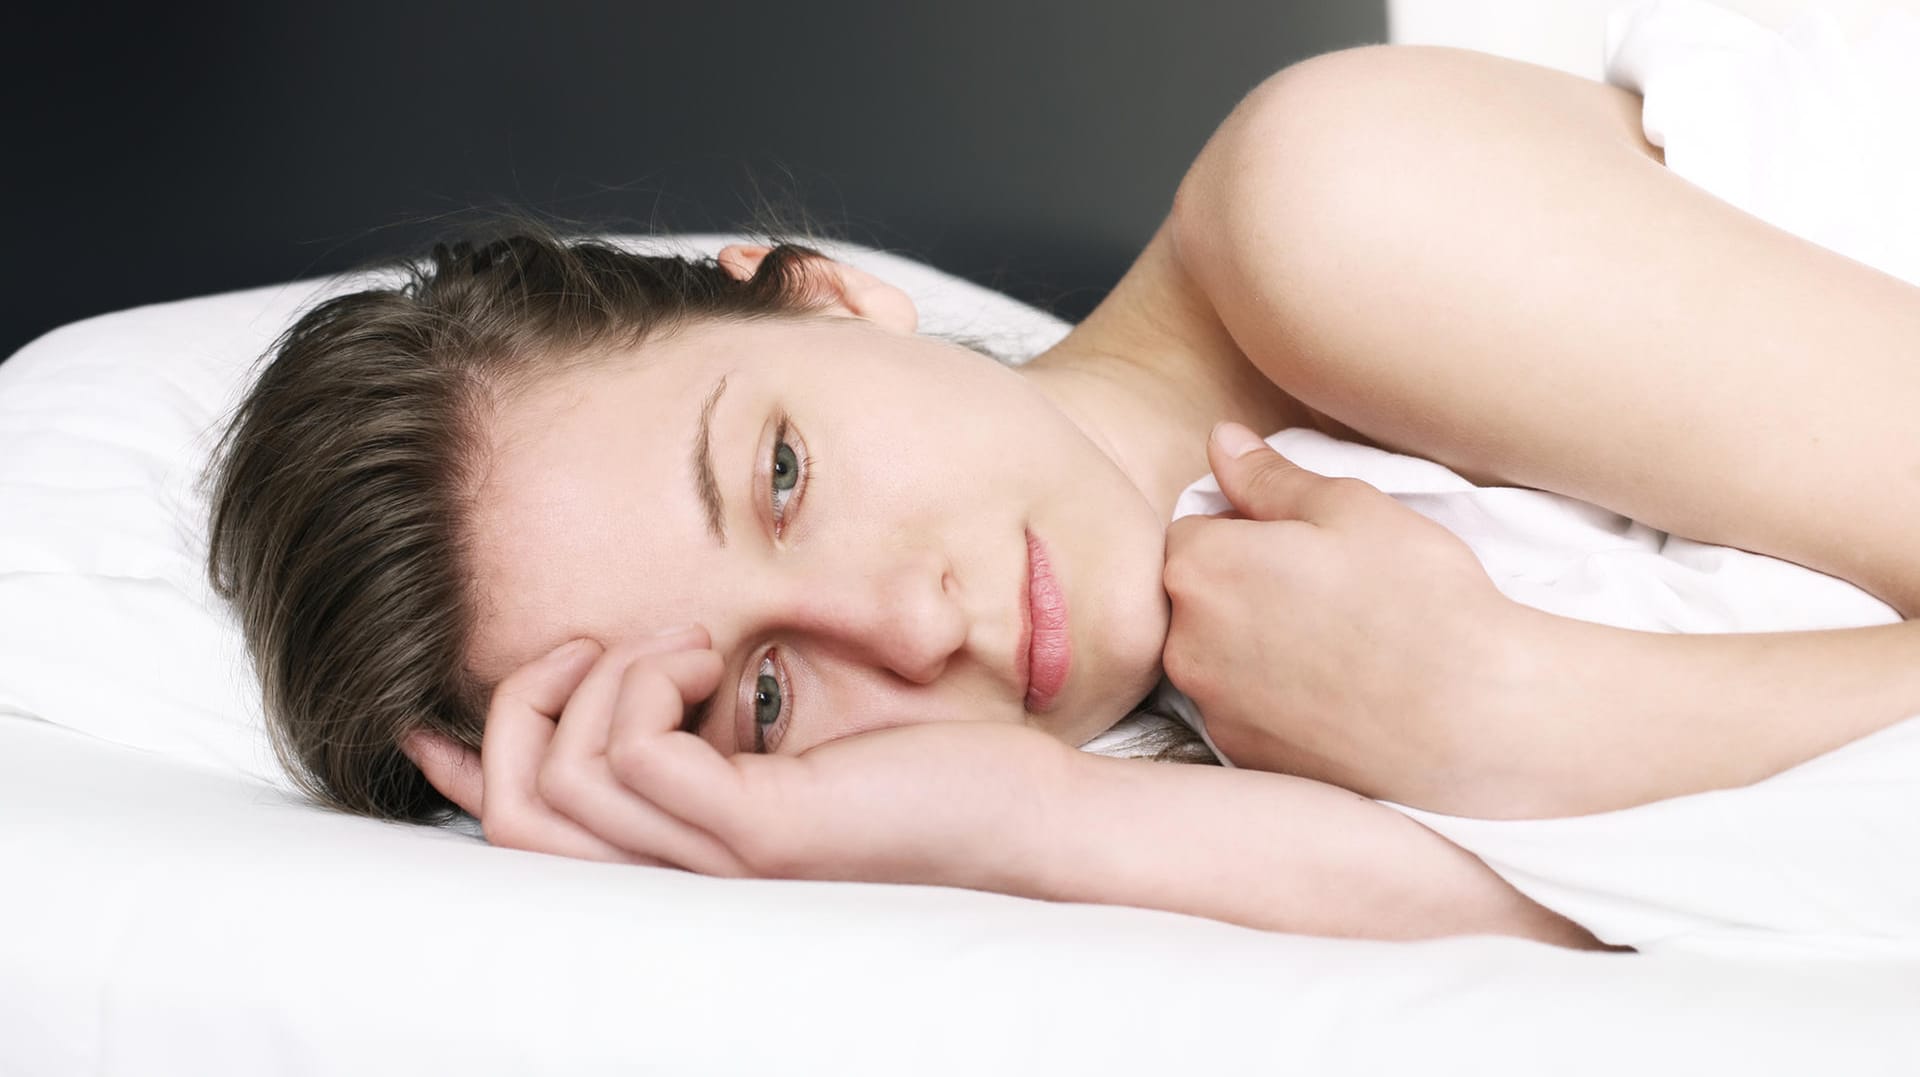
[206,45,1920,952]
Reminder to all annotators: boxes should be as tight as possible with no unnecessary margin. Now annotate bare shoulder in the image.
[1170,45,1920,615]
[1167,45,1673,480]
[1170,45,1667,304]
[1219,45,1662,163]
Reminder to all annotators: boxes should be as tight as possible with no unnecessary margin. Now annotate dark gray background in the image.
[4,2,1386,361]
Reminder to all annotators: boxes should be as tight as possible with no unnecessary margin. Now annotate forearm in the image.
[1470,608,1920,818]
[1016,753,1608,950]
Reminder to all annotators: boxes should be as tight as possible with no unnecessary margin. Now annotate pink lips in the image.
[1022,529,1071,712]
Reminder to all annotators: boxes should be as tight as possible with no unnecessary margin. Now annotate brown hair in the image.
[206,214,859,822]
[206,213,1212,827]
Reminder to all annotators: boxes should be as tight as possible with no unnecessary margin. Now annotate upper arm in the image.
[1172,45,1920,616]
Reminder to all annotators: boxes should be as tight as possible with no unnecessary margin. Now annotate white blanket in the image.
[1168,0,1920,959]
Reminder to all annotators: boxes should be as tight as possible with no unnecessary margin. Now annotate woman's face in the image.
[465,311,1172,757]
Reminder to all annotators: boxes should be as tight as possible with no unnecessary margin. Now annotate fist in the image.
[1161,423,1528,803]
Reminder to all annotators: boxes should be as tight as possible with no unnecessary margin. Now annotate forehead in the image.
[460,315,886,682]
[463,324,743,682]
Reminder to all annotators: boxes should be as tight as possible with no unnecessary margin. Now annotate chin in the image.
[1085,580,1172,728]
[1050,476,1173,736]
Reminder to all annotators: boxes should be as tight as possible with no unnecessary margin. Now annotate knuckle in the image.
[1319,475,1378,511]
[488,668,540,712]
[604,733,649,786]
[620,664,680,721]
[1162,534,1220,596]
[1246,464,1298,504]
[1161,552,1191,597]
[602,641,656,668]
[1161,638,1204,697]
[534,758,585,809]
[613,656,658,694]
[675,648,723,682]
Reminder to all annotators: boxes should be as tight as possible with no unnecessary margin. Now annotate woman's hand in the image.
[403,628,1082,889]
[1160,422,1531,805]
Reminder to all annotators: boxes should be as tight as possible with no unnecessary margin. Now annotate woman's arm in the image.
[1036,751,1610,950]
[414,637,1608,948]
[1171,45,1920,617]
[1480,608,1920,819]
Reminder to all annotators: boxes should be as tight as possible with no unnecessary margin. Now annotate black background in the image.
[4,2,1385,360]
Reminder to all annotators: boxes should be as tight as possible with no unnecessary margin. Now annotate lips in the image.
[1022,529,1071,712]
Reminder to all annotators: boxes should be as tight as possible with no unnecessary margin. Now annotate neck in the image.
[1016,229,1311,521]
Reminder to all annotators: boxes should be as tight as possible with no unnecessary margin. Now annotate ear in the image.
[401,729,485,818]
[716,243,919,334]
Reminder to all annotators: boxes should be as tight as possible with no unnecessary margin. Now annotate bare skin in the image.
[1157,45,1920,816]
[404,44,1920,947]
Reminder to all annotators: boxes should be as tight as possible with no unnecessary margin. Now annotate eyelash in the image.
[746,416,808,753]
[750,649,792,754]
[769,414,809,538]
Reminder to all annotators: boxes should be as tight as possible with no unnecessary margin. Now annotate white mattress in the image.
[5,717,1918,1074]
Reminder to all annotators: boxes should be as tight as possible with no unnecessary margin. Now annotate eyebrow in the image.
[693,374,729,545]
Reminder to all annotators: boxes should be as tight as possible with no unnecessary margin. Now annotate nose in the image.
[775,545,968,684]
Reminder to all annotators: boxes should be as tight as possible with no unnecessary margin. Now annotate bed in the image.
[5,230,1916,1074]
[8,3,1920,1073]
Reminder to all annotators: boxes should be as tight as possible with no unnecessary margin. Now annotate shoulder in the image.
[1163,44,1670,477]
[1171,45,1662,274]
[1188,44,1662,177]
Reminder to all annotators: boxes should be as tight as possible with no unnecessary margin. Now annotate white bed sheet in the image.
[6,716,1918,1075]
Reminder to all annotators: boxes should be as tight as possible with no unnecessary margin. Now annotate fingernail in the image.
[551,637,598,659]
[1211,421,1265,459]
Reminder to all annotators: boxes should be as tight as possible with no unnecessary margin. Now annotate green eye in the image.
[772,441,798,493]
[753,673,782,729]
[749,652,791,754]
[768,426,804,538]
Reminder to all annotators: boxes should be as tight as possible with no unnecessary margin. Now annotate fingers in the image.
[480,647,640,863]
[1165,509,1318,574]
[1206,421,1319,522]
[541,648,748,876]
[411,636,602,820]
[1206,421,1379,525]
[477,631,703,866]
[490,636,607,723]
[603,656,750,850]
[469,625,770,873]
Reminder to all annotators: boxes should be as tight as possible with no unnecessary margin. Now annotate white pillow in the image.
[0,234,1073,788]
